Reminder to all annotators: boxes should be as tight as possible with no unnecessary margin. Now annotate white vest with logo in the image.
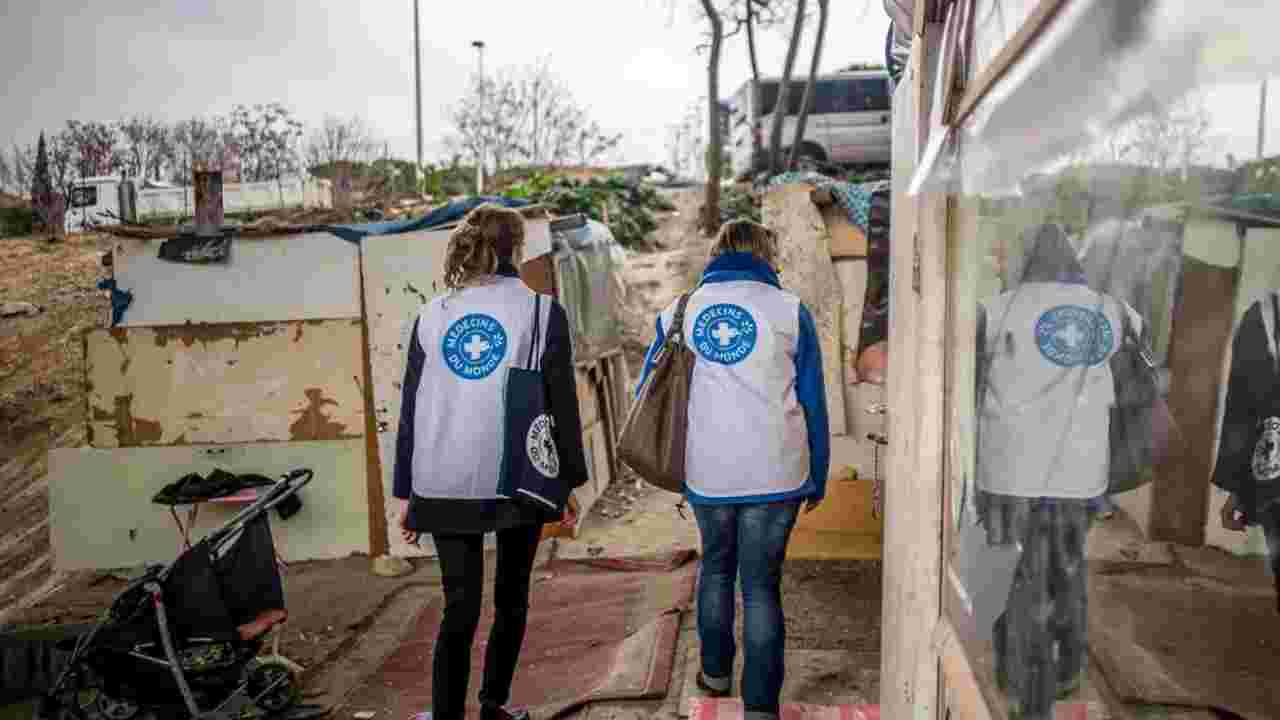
[978,282,1141,499]
[410,276,552,500]
[657,280,810,499]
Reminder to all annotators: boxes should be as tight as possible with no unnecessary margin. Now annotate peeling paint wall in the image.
[110,233,361,326]
[49,440,370,570]
[85,320,365,447]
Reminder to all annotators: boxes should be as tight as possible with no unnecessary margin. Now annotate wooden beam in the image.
[950,0,1070,129]
[936,619,996,720]
[358,246,390,559]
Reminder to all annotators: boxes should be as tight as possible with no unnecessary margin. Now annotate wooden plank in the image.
[950,0,1070,129]
[358,246,389,558]
[109,233,362,326]
[824,206,871,258]
[1149,257,1237,545]
[936,620,996,720]
[835,259,870,431]
[48,440,371,571]
[765,183,849,435]
[85,320,366,448]
[359,230,452,559]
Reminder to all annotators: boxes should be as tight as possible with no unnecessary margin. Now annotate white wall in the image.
[135,177,332,218]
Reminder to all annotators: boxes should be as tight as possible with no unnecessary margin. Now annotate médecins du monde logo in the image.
[442,313,508,379]
[692,303,758,365]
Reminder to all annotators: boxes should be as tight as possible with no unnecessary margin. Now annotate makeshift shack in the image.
[47,191,631,572]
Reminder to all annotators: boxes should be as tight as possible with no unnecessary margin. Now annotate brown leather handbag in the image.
[618,292,696,494]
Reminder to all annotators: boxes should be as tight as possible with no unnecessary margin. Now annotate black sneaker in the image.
[696,672,731,697]
[480,705,530,720]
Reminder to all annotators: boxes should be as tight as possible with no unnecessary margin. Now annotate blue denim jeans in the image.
[692,500,802,717]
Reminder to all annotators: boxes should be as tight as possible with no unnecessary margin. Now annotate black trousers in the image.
[431,524,543,720]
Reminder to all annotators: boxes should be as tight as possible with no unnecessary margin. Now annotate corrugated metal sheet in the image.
[48,440,371,571]
[109,233,360,326]
[359,230,452,558]
[84,319,365,448]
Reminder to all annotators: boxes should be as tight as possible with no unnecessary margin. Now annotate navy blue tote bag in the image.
[499,294,566,510]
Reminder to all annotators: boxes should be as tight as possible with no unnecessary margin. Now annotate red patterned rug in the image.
[346,549,699,720]
[687,699,1092,720]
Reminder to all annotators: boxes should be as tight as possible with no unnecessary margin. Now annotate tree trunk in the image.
[768,0,807,175]
[701,0,724,232]
[746,0,761,84]
[789,0,828,170]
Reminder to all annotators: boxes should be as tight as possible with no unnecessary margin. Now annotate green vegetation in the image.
[501,172,677,248]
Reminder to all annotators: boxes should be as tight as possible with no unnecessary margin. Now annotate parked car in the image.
[727,70,892,180]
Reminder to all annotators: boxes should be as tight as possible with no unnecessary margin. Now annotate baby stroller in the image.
[38,468,316,720]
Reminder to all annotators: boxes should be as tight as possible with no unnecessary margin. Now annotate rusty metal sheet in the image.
[109,232,361,326]
[85,319,365,448]
[48,440,370,571]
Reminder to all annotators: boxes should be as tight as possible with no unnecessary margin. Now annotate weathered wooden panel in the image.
[48,440,371,571]
[109,233,361,326]
[360,230,453,558]
[85,320,365,448]
[765,183,849,435]
[789,435,883,560]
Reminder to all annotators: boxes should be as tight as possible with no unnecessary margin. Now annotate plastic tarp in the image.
[909,0,1280,197]
[552,220,626,359]
[322,195,529,243]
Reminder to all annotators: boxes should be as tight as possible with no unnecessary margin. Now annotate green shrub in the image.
[0,208,34,238]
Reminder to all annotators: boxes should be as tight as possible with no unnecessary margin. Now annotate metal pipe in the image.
[1260,77,1269,161]
[473,40,486,195]
[413,0,424,173]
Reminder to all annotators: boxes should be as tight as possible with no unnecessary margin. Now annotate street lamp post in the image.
[473,40,486,195]
[413,0,424,178]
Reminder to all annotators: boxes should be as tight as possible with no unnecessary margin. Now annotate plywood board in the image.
[824,206,871,258]
[85,320,365,448]
[788,435,883,559]
[109,233,361,326]
[48,440,371,571]
[360,230,452,558]
[836,260,870,433]
[765,184,848,435]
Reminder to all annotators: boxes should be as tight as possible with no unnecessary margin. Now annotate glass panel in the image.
[938,5,1280,719]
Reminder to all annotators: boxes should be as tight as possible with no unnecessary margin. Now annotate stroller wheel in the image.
[247,659,299,714]
[95,694,140,720]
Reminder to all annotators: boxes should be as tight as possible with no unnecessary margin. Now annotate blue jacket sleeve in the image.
[634,314,667,400]
[392,317,425,500]
[795,304,831,500]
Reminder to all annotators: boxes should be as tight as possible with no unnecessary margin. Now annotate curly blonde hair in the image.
[709,219,779,267]
[442,204,527,289]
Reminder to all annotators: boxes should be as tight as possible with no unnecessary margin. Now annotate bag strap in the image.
[527,294,543,370]
[668,292,694,345]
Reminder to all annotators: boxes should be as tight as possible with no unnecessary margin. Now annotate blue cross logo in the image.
[693,303,758,365]
[442,313,507,379]
[1035,305,1113,367]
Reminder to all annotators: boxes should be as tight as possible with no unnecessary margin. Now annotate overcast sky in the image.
[0,0,890,167]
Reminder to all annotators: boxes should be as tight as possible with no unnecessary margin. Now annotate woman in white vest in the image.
[392,204,588,720]
[976,223,1140,720]
[636,220,830,720]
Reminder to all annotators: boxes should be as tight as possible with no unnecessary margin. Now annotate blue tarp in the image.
[321,195,530,243]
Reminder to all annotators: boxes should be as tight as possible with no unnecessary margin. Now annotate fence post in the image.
[194,170,224,236]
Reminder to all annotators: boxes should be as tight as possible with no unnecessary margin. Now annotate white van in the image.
[728,70,892,180]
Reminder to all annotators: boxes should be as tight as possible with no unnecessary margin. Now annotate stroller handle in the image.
[200,468,316,556]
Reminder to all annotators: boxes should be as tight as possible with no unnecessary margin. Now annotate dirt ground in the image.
[0,233,107,625]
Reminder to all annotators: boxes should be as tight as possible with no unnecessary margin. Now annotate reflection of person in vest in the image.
[1212,289,1280,614]
[976,223,1140,720]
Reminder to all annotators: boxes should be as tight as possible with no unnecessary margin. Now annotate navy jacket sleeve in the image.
[795,304,831,500]
[634,314,667,399]
[392,317,425,500]
[1213,302,1266,509]
[543,301,590,490]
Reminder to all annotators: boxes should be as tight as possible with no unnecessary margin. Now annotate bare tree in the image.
[305,114,377,169]
[10,144,34,195]
[172,116,237,183]
[64,121,122,178]
[789,0,828,169]
[700,0,725,230]
[767,0,807,174]
[230,103,305,184]
[117,115,172,182]
[0,149,12,195]
[48,132,78,201]
[1128,93,1213,179]
[445,59,623,174]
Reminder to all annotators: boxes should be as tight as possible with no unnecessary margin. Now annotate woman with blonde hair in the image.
[636,219,830,720]
[393,203,588,720]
